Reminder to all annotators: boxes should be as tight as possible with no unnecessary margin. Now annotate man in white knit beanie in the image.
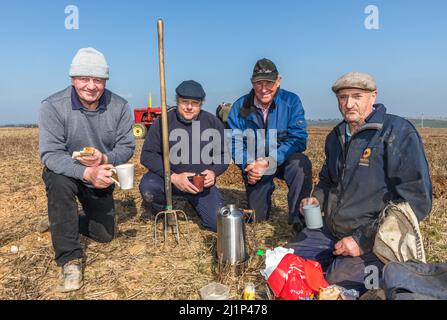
[69,47,110,110]
[39,47,135,292]
[69,47,109,80]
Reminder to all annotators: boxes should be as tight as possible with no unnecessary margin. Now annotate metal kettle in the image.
[217,204,248,265]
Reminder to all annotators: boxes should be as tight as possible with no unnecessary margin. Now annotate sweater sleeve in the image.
[39,101,87,180]
[140,119,166,177]
[104,103,136,166]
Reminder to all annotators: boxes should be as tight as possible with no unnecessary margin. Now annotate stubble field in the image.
[0,127,446,299]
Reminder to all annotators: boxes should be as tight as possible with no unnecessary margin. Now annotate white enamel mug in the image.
[111,164,135,190]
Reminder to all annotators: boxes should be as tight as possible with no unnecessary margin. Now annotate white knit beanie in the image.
[69,47,109,80]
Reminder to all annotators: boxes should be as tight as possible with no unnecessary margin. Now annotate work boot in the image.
[139,199,155,221]
[292,221,305,235]
[57,259,83,293]
[289,215,306,235]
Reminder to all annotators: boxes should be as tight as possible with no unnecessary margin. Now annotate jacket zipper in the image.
[330,124,379,235]
[264,110,270,156]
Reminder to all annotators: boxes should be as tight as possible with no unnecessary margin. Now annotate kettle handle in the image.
[219,206,231,217]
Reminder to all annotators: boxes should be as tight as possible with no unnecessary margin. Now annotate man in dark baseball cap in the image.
[251,58,279,83]
[139,80,229,232]
[227,58,312,233]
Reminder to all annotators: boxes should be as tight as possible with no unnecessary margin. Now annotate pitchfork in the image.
[153,19,189,244]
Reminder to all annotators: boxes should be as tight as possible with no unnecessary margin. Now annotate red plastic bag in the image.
[267,253,329,300]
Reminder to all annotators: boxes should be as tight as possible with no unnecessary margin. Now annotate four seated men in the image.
[39,48,433,296]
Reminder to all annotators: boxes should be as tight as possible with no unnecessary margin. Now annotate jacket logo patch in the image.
[360,148,371,167]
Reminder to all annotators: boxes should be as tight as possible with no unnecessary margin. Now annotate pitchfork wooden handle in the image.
[157,18,173,209]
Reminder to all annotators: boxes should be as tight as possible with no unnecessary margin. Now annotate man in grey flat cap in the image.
[287,72,432,295]
[39,47,135,292]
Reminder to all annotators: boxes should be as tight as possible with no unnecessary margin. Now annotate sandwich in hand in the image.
[72,147,96,159]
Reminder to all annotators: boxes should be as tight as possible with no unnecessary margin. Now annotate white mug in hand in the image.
[111,164,134,190]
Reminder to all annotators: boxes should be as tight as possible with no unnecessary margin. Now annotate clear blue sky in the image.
[0,0,446,124]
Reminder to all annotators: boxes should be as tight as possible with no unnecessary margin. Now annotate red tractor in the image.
[132,106,162,139]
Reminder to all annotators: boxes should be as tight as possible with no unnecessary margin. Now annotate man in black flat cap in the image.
[139,80,229,231]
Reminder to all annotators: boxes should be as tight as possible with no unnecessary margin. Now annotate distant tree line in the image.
[307,118,447,128]
[0,124,38,128]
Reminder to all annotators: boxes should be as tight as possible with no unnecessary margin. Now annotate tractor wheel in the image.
[132,123,147,139]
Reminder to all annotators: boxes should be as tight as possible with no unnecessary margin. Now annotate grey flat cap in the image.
[332,72,377,93]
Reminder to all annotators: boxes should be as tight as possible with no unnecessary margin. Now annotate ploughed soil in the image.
[0,127,445,299]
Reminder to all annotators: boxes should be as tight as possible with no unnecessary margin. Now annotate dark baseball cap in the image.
[251,58,279,83]
[176,80,206,100]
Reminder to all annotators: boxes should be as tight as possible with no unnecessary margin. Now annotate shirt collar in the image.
[71,86,107,111]
[253,96,272,111]
[345,125,352,138]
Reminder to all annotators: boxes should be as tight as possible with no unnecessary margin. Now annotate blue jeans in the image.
[287,227,384,294]
[139,172,224,232]
[244,153,312,224]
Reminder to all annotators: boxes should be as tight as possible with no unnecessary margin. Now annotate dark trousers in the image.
[42,168,115,266]
[139,171,224,232]
[287,227,384,294]
[244,153,312,224]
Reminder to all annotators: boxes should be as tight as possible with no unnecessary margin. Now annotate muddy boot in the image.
[289,215,305,235]
[57,259,83,293]
[292,221,305,235]
[139,199,155,221]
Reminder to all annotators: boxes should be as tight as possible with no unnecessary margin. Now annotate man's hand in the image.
[299,197,320,216]
[245,159,269,185]
[333,236,363,257]
[171,172,199,194]
[76,149,106,167]
[83,164,115,189]
[201,170,216,188]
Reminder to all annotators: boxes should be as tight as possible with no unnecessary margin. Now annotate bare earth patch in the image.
[0,127,445,299]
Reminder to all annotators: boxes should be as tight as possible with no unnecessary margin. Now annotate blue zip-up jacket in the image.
[227,88,307,170]
[315,104,432,253]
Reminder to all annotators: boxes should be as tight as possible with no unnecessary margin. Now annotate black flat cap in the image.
[251,58,279,82]
[176,80,206,100]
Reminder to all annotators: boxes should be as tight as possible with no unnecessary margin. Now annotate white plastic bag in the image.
[260,247,294,280]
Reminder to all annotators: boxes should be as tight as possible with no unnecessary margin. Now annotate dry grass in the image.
[0,127,445,300]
